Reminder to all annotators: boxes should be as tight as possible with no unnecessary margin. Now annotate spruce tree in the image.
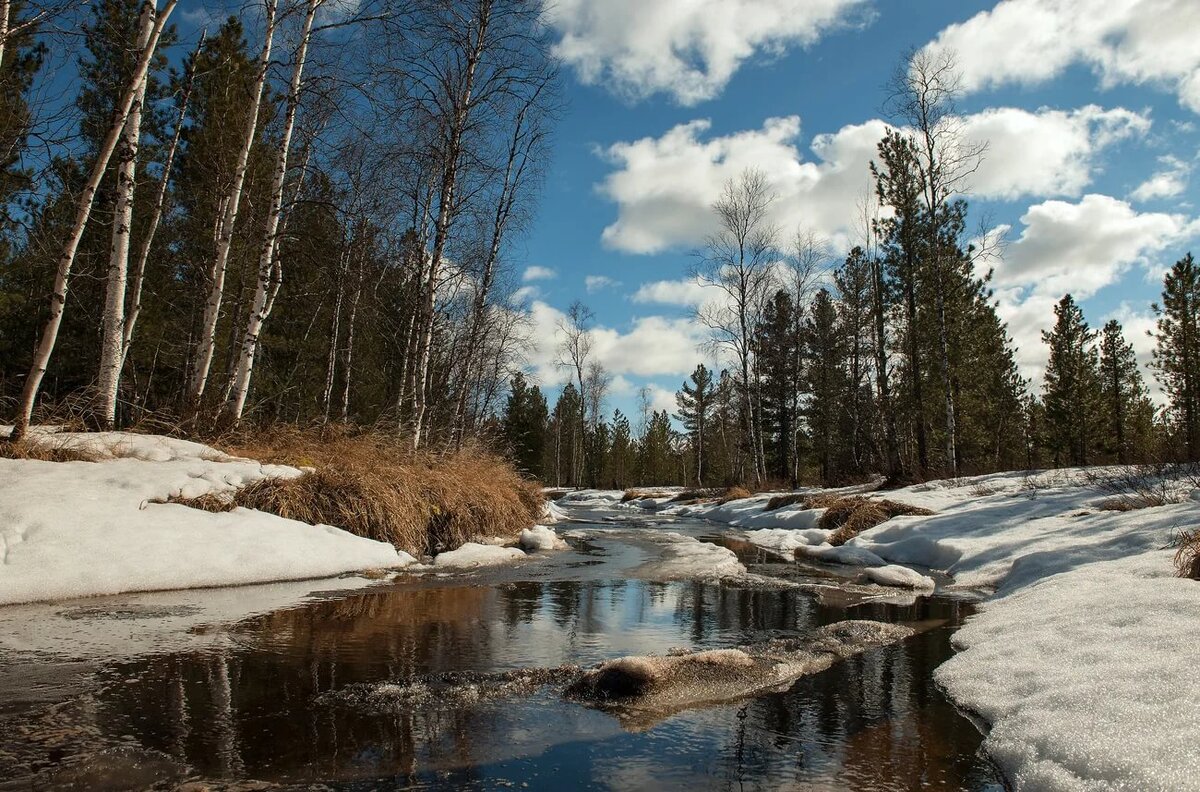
[754,291,802,484]
[639,410,674,485]
[501,372,548,479]
[1098,319,1151,464]
[803,288,847,483]
[675,363,714,486]
[1152,253,1200,461]
[605,410,636,488]
[1041,294,1100,466]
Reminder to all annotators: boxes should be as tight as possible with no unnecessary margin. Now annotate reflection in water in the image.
[56,574,1001,790]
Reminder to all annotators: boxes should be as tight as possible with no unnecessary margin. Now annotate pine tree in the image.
[835,250,876,476]
[639,410,675,485]
[675,363,714,486]
[1042,294,1100,466]
[1098,320,1151,463]
[501,372,548,478]
[754,290,803,484]
[803,288,846,483]
[1152,253,1200,461]
[605,410,636,488]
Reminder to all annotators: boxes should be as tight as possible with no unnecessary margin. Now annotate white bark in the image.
[94,3,154,429]
[186,0,277,411]
[11,0,178,441]
[223,0,320,424]
[122,31,205,369]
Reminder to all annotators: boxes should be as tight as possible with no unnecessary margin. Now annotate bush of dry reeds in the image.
[764,493,809,511]
[817,496,933,546]
[0,437,100,463]
[669,488,721,503]
[174,425,544,557]
[1174,529,1200,580]
[717,486,753,504]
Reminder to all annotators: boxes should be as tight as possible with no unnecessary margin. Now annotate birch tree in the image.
[224,0,322,424]
[10,0,177,442]
[186,0,277,413]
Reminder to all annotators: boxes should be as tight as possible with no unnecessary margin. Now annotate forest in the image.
[1,0,1197,492]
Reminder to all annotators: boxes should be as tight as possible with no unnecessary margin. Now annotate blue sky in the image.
[178,0,1200,419]
[508,0,1199,419]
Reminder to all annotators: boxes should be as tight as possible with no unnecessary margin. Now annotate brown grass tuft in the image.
[1096,492,1172,512]
[0,437,100,463]
[172,425,544,557]
[765,493,809,511]
[669,488,721,503]
[1174,529,1200,580]
[166,492,236,513]
[717,486,752,504]
[818,496,933,546]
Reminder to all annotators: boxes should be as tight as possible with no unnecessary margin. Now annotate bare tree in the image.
[93,1,154,429]
[885,47,986,477]
[557,299,593,485]
[692,168,780,486]
[10,0,179,442]
[186,0,279,413]
[224,0,323,424]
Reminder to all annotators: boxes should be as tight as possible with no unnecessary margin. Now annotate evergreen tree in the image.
[639,410,674,485]
[1098,320,1153,463]
[835,250,876,476]
[547,384,583,486]
[754,290,803,484]
[501,372,548,478]
[675,363,714,486]
[1041,294,1100,465]
[605,410,636,488]
[1152,253,1200,461]
[803,289,846,483]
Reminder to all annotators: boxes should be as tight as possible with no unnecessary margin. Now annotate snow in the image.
[540,500,570,524]
[862,564,935,590]
[519,524,568,551]
[433,542,526,568]
[636,532,746,581]
[603,467,1200,790]
[0,429,414,606]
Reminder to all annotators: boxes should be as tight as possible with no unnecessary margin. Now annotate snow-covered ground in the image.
[563,471,1200,791]
[0,429,416,606]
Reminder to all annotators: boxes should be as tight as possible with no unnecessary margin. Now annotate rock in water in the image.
[564,620,914,729]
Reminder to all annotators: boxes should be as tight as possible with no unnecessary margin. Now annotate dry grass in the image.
[1174,530,1200,580]
[815,496,933,546]
[764,493,809,511]
[717,486,753,504]
[0,437,100,463]
[669,488,721,503]
[622,488,674,502]
[174,425,544,557]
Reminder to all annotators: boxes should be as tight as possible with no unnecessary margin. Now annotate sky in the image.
[504,0,1200,419]
[177,0,1200,420]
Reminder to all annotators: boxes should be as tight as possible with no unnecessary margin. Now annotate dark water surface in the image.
[0,508,1004,791]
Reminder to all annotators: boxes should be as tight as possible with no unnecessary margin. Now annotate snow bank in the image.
[433,542,526,568]
[0,430,412,606]
[519,525,568,551]
[636,533,745,581]
[862,564,935,590]
[540,500,570,524]
[797,543,889,567]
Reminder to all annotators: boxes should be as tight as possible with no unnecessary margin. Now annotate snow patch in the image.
[862,564,935,590]
[433,542,526,568]
[519,525,568,551]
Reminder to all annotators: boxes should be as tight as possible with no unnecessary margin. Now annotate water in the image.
[0,506,1004,791]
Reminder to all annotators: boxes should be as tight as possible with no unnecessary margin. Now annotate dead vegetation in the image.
[814,496,933,546]
[717,486,753,504]
[1174,529,1200,580]
[171,425,544,557]
[764,493,808,511]
[0,436,100,463]
[669,488,722,503]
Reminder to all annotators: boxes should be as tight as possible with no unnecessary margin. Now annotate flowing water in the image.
[0,504,1004,791]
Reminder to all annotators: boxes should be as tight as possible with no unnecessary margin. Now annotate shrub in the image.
[1174,530,1200,580]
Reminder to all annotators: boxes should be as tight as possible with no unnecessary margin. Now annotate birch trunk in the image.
[321,245,348,422]
[339,247,364,422]
[10,0,177,441]
[122,31,205,369]
[223,0,320,423]
[186,0,277,412]
[94,4,154,429]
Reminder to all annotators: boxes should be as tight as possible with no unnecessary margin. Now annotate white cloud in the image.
[510,285,541,304]
[990,194,1197,384]
[542,0,871,105]
[522,265,557,281]
[584,275,621,293]
[524,301,707,384]
[598,107,1147,254]
[1131,155,1193,202]
[925,0,1200,112]
[645,383,680,415]
[631,277,716,306]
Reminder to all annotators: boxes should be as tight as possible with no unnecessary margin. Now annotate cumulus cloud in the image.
[1131,155,1193,202]
[631,277,716,306]
[924,0,1200,112]
[598,107,1148,254]
[522,265,557,281]
[525,301,708,384]
[989,194,1197,383]
[541,0,871,105]
[585,275,621,293]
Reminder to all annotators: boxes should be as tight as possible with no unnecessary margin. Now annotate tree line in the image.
[499,51,1199,488]
[0,0,558,448]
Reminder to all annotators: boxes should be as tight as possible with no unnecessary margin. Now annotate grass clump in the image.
[764,493,809,511]
[1175,530,1200,580]
[669,488,721,503]
[817,496,933,546]
[0,437,100,462]
[717,486,753,504]
[175,425,544,557]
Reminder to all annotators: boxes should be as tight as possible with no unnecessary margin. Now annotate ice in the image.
[433,542,527,568]
[0,430,411,606]
[540,500,570,524]
[862,564,935,590]
[635,532,746,581]
[519,524,568,551]
[797,543,888,567]
[743,527,828,553]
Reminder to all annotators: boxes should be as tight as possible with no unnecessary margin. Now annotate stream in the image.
[0,503,1004,791]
